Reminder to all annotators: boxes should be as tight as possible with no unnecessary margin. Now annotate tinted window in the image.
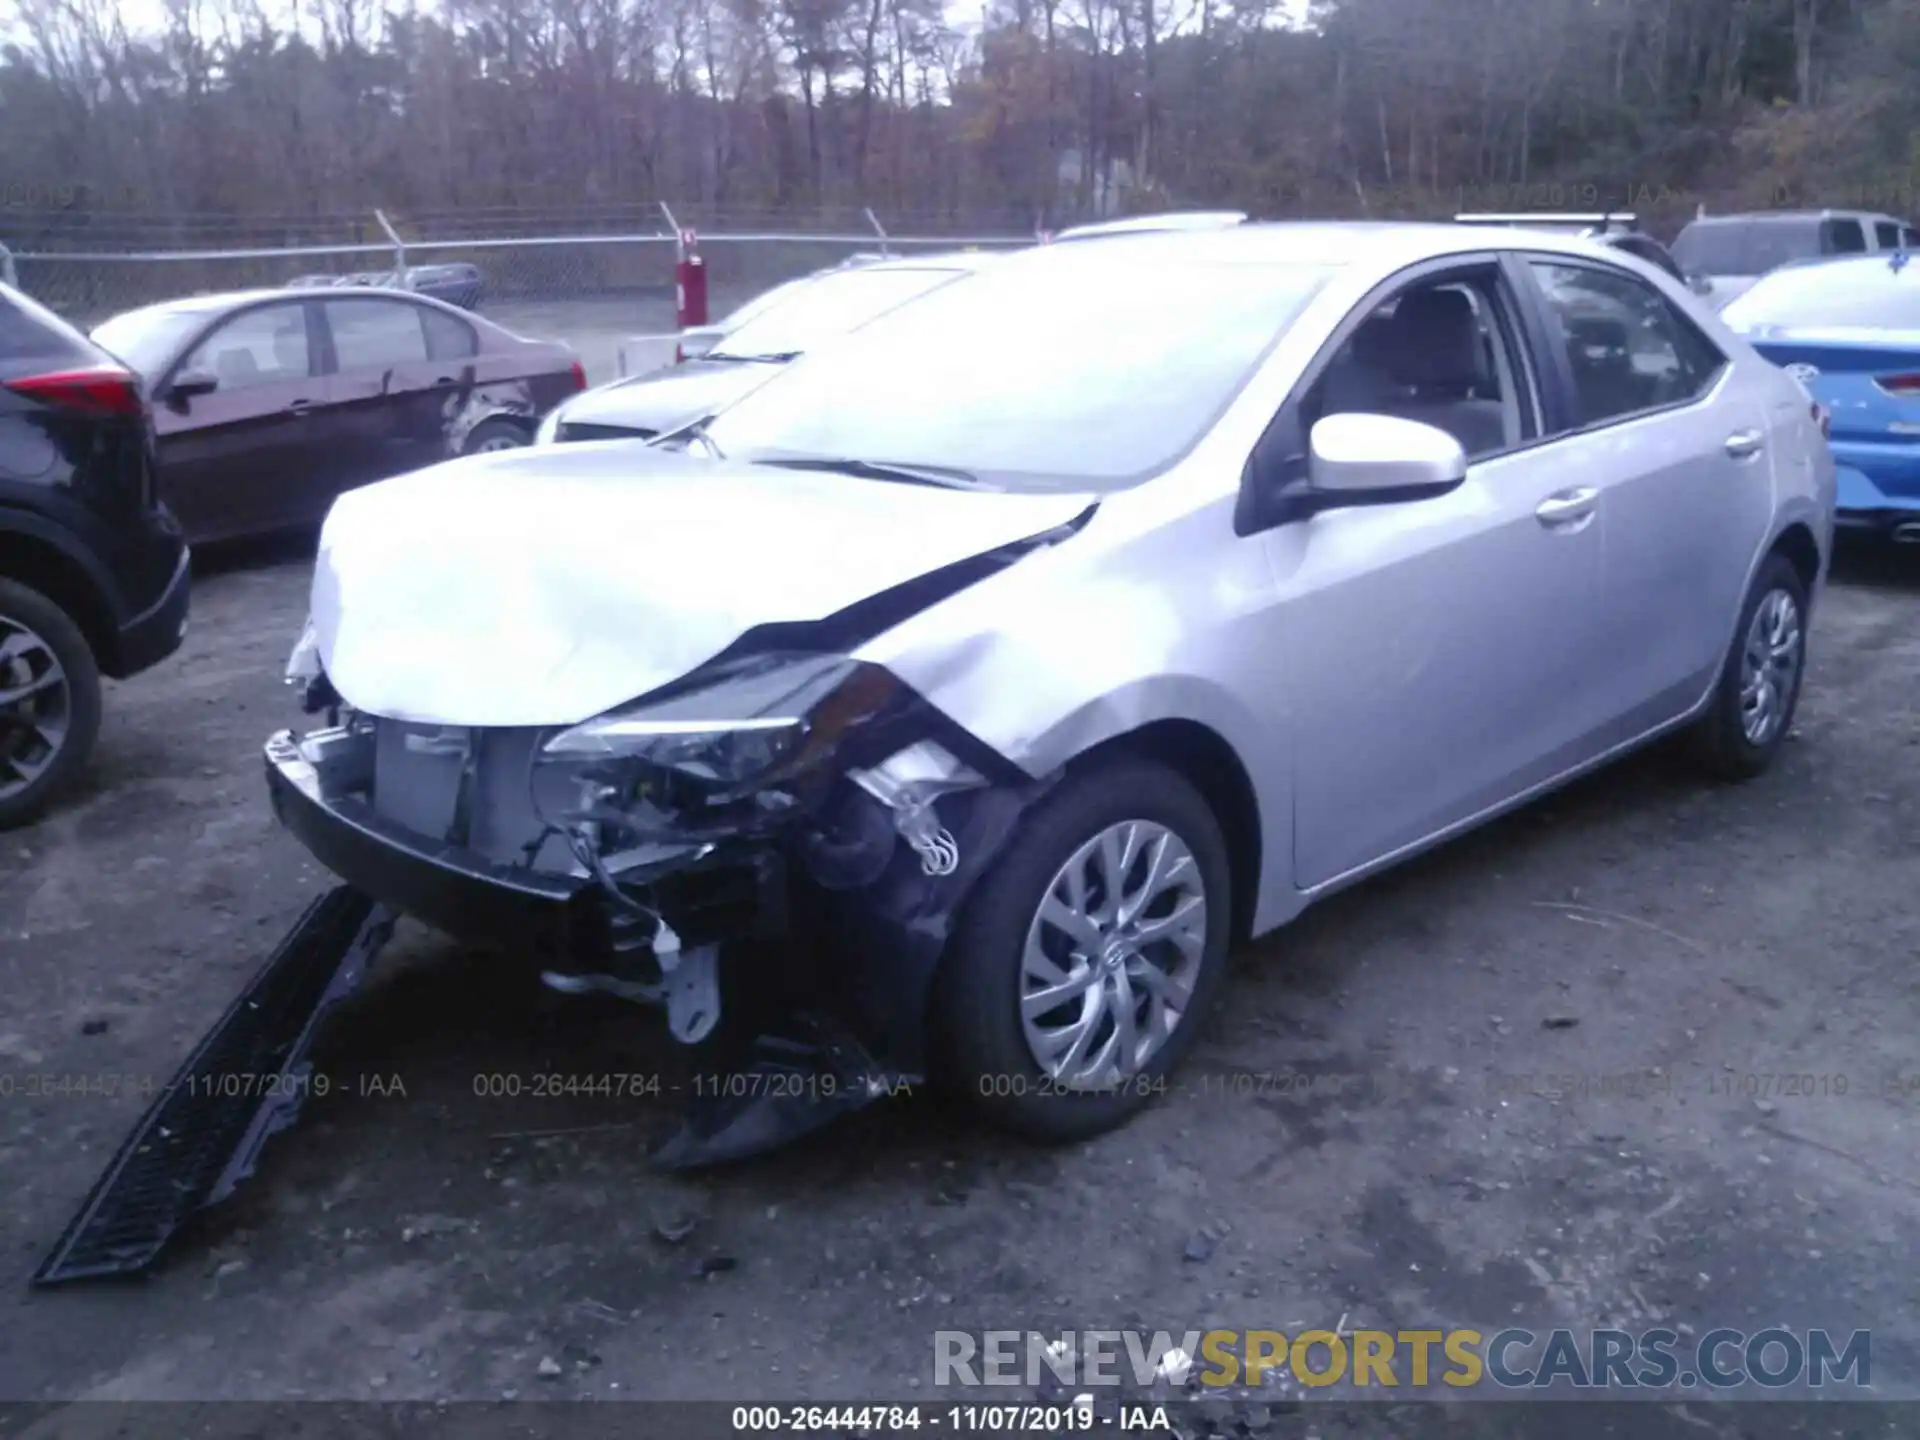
[1824,219,1868,254]
[1671,217,1822,276]
[1907,227,1920,249]
[1875,221,1902,248]
[327,299,428,369]
[1528,262,1725,428]
[182,303,312,389]
[1721,257,1920,330]
[421,308,477,361]
[704,253,1334,491]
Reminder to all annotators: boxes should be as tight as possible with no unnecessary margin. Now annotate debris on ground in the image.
[696,1254,738,1277]
[536,1355,563,1379]
[1543,1015,1579,1029]
[652,1209,700,1245]
[1184,1220,1230,1263]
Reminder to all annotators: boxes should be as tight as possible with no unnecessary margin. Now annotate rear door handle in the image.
[1725,429,1765,458]
[1535,486,1598,528]
[285,399,315,415]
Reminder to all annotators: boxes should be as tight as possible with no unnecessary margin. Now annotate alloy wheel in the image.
[1019,819,1209,1091]
[0,617,72,802]
[1739,587,1802,747]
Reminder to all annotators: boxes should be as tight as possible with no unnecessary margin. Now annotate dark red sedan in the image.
[91,287,585,543]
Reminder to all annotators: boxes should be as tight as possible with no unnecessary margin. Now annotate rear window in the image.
[1671,217,1823,276]
[0,288,93,375]
[1721,258,1920,331]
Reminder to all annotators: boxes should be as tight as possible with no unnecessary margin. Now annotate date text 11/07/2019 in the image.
[730,1403,1167,1432]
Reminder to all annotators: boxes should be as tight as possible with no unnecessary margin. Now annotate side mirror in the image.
[165,369,218,406]
[1307,413,1467,499]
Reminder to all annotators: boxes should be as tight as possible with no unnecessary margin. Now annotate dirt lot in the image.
[1,537,1918,1419]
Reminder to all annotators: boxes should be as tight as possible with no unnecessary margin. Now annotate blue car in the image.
[1720,250,1920,539]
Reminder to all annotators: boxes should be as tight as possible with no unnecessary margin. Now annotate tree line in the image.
[2,0,1918,247]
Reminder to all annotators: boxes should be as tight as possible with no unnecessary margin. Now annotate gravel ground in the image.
[1,537,1917,1419]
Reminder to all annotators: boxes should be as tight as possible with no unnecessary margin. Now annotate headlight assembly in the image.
[540,653,910,805]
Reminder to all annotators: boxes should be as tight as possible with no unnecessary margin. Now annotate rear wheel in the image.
[1689,553,1807,780]
[462,418,529,456]
[938,758,1232,1141]
[0,579,102,829]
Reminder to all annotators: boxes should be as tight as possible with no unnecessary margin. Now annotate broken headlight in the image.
[541,654,907,809]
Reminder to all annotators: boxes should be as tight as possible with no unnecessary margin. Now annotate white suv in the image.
[1671,209,1919,310]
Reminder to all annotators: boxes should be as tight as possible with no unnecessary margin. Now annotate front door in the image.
[1267,263,1610,890]
[152,300,325,542]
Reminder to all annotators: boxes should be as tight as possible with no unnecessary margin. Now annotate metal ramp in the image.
[33,886,394,1286]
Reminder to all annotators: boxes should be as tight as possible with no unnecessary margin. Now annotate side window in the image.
[1302,272,1527,461]
[1904,227,1920,250]
[1526,261,1726,429]
[326,299,429,370]
[1875,221,1901,249]
[421,308,477,362]
[181,303,312,389]
[1824,218,1868,254]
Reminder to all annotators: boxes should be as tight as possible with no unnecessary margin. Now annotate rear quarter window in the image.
[1823,218,1868,254]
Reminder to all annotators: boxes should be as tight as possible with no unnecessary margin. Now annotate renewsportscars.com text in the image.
[933,1326,1871,1392]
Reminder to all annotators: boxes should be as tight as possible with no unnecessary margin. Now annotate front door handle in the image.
[285,399,315,416]
[1725,429,1765,459]
[1535,486,1598,528]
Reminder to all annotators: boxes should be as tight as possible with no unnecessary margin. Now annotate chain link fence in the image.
[0,205,1040,383]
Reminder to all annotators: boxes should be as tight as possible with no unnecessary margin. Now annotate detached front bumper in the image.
[263,728,787,965]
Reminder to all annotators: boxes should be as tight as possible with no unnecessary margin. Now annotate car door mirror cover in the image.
[1306,413,1469,501]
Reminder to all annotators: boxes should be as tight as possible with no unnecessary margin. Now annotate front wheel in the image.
[461,417,529,456]
[937,757,1233,1141]
[1689,553,1808,781]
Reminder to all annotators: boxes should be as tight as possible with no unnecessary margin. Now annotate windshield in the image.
[1722,258,1920,331]
[704,253,1333,491]
[90,307,212,378]
[1672,218,1821,277]
[710,265,967,360]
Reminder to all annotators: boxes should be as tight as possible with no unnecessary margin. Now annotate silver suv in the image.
[1672,209,1919,310]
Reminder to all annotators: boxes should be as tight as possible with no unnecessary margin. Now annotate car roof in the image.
[103,285,471,327]
[1683,210,1906,226]
[1002,220,1635,272]
[837,248,1003,273]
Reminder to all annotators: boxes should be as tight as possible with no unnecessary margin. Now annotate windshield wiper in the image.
[759,457,984,490]
[647,411,725,457]
[704,350,800,364]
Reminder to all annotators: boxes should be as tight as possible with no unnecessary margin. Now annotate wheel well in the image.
[1078,719,1263,944]
[0,531,113,661]
[1771,522,1821,602]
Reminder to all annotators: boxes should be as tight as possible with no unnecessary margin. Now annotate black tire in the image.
[1689,552,1808,781]
[461,417,529,456]
[936,757,1233,1142]
[0,579,103,830]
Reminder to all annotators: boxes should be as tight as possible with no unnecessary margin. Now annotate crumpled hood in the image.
[554,362,765,434]
[310,444,1095,726]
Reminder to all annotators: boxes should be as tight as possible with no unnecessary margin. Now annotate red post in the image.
[675,227,708,329]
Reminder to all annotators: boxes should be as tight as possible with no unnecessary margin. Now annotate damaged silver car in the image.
[37,222,1835,1284]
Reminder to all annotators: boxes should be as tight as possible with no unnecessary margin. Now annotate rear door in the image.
[151,300,324,541]
[319,297,464,488]
[1516,257,1773,738]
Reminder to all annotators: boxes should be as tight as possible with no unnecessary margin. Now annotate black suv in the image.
[0,282,191,826]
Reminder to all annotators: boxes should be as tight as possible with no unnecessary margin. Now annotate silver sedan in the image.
[278,221,1835,1146]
